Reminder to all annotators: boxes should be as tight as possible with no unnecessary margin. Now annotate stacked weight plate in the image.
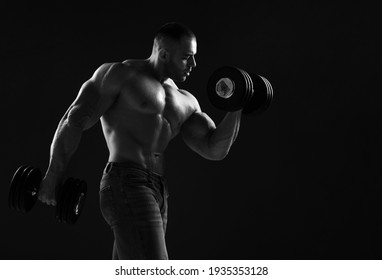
[207,66,250,111]
[9,165,42,213]
[56,178,87,224]
[9,165,87,225]
[243,73,273,115]
[207,66,273,115]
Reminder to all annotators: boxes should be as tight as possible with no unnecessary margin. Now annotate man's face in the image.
[166,36,197,82]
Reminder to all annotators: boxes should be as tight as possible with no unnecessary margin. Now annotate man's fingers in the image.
[38,193,57,206]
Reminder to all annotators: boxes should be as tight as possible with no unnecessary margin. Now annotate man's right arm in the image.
[38,63,124,206]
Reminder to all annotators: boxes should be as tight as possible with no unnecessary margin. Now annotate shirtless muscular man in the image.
[38,22,241,259]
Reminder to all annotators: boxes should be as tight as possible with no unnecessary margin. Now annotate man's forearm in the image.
[207,110,241,159]
[45,118,83,179]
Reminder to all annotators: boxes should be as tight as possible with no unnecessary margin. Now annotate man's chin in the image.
[173,76,187,83]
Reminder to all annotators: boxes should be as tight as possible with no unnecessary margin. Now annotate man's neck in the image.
[146,57,168,84]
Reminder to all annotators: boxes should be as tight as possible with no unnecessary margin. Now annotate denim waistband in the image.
[101,161,168,195]
[104,161,164,178]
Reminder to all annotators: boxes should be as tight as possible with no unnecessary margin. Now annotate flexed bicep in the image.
[181,111,217,159]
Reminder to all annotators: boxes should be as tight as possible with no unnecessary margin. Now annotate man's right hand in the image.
[38,174,59,206]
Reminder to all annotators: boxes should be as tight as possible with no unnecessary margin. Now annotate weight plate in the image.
[259,75,274,112]
[9,165,28,211]
[240,69,254,109]
[56,178,75,223]
[64,179,79,224]
[64,178,77,223]
[207,66,248,111]
[263,76,274,106]
[21,167,42,213]
[68,180,87,224]
[55,177,66,222]
[16,166,33,212]
[66,181,77,224]
[243,73,273,115]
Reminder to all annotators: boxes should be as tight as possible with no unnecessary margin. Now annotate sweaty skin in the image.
[38,36,241,206]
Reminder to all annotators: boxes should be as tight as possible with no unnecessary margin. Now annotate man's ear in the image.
[158,49,169,62]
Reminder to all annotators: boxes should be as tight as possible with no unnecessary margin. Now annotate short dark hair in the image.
[154,22,195,43]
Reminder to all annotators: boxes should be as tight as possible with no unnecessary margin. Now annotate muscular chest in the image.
[121,78,192,132]
[121,77,166,113]
[163,85,192,129]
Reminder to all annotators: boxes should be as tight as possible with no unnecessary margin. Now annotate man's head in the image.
[151,22,197,82]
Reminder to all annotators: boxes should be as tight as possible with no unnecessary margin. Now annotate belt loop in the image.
[104,162,112,174]
[147,169,153,185]
[162,176,168,197]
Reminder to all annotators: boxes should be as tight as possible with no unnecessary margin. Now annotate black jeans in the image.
[99,161,169,259]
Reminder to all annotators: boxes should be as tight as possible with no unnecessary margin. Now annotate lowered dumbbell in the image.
[207,66,273,115]
[8,165,87,224]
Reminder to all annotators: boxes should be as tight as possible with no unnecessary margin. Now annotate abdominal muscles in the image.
[100,105,174,163]
[100,73,191,164]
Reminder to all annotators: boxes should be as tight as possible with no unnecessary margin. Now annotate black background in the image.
[1,2,381,259]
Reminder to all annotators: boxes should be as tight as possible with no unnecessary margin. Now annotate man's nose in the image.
[189,56,196,68]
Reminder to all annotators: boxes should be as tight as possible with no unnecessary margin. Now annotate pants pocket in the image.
[99,185,119,226]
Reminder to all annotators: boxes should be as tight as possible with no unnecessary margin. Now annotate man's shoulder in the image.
[177,88,200,111]
[120,59,149,74]
[92,60,145,84]
[98,60,140,75]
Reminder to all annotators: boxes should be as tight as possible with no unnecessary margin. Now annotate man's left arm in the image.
[181,101,242,160]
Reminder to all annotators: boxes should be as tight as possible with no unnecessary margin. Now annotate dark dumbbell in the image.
[8,165,87,224]
[207,66,273,115]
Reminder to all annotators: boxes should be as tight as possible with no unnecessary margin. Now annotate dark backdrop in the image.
[1,2,381,259]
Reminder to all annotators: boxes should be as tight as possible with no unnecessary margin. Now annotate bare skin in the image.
[38,36,241,206]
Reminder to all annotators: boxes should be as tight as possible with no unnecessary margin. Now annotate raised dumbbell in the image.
[207,66,273,115]
[8,165,87,224]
